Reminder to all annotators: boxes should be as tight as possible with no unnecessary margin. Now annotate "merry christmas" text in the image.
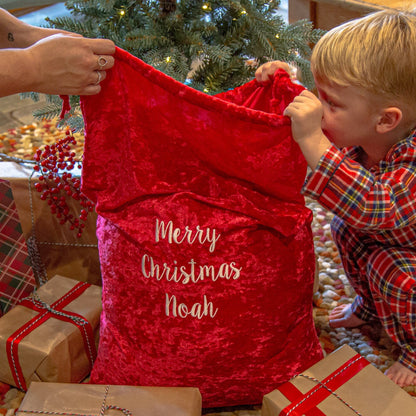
[155,219,220,253]
[141,255,242,284]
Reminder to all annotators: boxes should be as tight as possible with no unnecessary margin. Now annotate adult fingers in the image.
[94,54,115,70]
[90,70,107,86]
[80,84,102,96]
[86,38,116,56]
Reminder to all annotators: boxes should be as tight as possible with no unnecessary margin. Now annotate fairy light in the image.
[119,9,125,16]
[240,9,247,15]
[275,33,280,39]
[165,56,172,63]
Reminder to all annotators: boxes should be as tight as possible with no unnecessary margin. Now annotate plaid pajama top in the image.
[303,131,416,246]
[303,131,416,368]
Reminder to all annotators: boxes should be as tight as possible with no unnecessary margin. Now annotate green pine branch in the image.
[30,0,324,128]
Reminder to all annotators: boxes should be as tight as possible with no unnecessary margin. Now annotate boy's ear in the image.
[376,107,402,133]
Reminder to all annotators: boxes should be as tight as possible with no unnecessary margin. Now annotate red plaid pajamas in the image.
[303,131,416,370]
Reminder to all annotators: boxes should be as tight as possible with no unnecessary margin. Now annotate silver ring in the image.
[94,70,102,85]
[98,56,108,68]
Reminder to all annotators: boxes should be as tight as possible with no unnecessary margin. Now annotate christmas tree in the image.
[29,0,324,129]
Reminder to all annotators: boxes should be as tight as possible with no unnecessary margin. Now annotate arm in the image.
[304,141,416,230]
[0,34,115,97]
[258,62,416,230]
[0,8,70,48]
[280,77,416,231]
[0,8,115,97]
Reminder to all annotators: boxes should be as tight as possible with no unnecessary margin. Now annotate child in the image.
[255,9,416,387]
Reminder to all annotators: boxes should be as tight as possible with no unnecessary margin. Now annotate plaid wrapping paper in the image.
[0,178,36,315]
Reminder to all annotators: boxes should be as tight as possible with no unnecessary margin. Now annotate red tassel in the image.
[59,95,71,119]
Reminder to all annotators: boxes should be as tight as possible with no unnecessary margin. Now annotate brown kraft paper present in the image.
[17,382,202,416]
[262,344,416,416]
[0,162,100,285]
[0,275,101,390]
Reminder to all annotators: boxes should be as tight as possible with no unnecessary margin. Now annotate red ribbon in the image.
[278,353,369,415]
[6,281,97,391]
[278,382,326,416]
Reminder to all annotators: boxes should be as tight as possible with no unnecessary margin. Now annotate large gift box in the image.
[0,162,100,285]
[17,382,202,416]
[0,275,101,390]
[262,344,416,416]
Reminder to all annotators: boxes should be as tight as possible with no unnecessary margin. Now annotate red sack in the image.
[81,47,322,408]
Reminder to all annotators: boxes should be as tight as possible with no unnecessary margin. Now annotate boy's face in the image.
[315,78,381,149]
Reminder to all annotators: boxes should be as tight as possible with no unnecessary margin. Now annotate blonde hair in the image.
[311,9,416,113]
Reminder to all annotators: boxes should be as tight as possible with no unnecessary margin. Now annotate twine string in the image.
[26,291,90,326]
[16,386,132,416]
[99,385,109,416]
[297,374,362,415]
[285,372,362,416]
[26,235,48,286]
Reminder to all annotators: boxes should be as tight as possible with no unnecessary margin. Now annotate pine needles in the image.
[28,0,325,128]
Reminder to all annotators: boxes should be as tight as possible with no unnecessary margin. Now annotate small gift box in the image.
[17,382,202,416]
[0,162,100,285]
[0,275,101,391]
[262,344,416,416]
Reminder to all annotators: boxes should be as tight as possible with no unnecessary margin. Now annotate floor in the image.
[0,94,47,132]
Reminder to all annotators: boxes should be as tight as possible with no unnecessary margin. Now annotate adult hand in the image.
[26,34,115,95]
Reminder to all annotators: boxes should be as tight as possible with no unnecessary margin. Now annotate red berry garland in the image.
[33,129,93,238]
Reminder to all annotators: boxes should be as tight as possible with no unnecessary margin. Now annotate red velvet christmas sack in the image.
[80,47,323,408]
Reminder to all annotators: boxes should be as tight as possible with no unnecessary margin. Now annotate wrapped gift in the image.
[0,275,101,391]
[0,178,36,314]
[0,162,100,285]
[262,344,416,416]
[17,382,202,416]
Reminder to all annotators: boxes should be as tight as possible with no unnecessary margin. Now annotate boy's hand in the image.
[284,90,331,170]
[283,90,323,144]
[255,61,291,83]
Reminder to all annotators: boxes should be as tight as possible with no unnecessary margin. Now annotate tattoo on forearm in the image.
[8,32,14,42]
